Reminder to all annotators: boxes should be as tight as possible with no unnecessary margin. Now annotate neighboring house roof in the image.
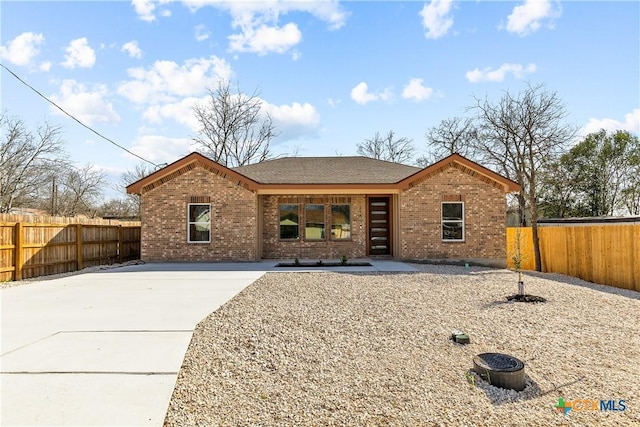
[126,152,521,194]
[232,157,421,184]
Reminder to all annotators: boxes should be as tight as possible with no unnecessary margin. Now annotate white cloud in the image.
[402,78,434,101]
[288,1,349,30]
[419,0,454,39]
[129,133,196,164]
[133,0,349,30]
[39,61,52,72]
[61,38,96,69]
[117,56,233,104]
[262,101,321,141]
[50,79,120,125]
[131,1,348,55]
[350,82,393,105]
[131,0,173,22]
[195,24,210,42]
[351,82,377,105]
[229,22,301,55]
[465,63,537,83]
[505,0,561,36]
[580,108,640,137]
[143,96,203,131]
[122,40,143,58]
[0,32,44,66]
[132,0,156,22]
[142,94,320,142]
[184,1,348,29]
[327,98,341,108]
[180,1,348,55]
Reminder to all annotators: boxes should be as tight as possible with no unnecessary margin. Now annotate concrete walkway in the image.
[0,260,416,426]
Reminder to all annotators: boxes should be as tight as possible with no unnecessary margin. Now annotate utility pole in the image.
[51,176,57,215]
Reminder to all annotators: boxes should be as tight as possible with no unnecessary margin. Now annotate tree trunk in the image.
[531,221,542,272]
[529,174,542,272]
[517,192,527,226]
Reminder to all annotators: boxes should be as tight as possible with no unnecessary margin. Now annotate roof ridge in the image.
[232,156,422,170]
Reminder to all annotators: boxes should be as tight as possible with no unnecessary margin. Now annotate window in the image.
[188,204,211,243]
[305,204,325,240]
[279,204,299,239]
[331,204,351,240]
[442,202,464,241]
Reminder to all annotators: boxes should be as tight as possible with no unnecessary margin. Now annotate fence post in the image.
[14,222,23,281]
[76,224,83,271]
[118,225,123,264]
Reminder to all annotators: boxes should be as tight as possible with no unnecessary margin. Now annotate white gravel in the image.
[163,265,638,426]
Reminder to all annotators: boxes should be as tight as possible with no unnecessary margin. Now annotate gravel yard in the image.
[165,265,640,426]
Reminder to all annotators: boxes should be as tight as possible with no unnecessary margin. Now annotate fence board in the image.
[506,227,535,271]
[0,216,140,282]
[0,213,139,226]
[507,225,639,292]
[0,224,15,281]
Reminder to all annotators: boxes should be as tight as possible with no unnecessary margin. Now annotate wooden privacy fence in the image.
[1,217,141,282]
[507,225,640,291]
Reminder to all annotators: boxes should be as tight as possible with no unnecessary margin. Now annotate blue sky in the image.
[1,0,639,196]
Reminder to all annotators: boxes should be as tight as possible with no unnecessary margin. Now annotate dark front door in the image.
[368,197,391,256]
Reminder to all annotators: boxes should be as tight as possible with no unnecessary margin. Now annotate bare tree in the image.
[356,130,415,164]
[420,117,478,165]
[120,162,155,217]
[40,165,106,217]
[470,83,577,271]
[0,114,67,212]
[192,80,277,167]
[59,165,106,216]
[97,198,139,219]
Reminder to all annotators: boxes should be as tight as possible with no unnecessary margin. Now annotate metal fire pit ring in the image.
[473,352,526,391]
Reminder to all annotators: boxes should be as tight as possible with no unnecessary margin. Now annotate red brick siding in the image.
[399,166,506,260]
[261,195,367,259]
[140,166,257,261]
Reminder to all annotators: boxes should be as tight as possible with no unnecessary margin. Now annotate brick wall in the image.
[261,195,367,260]
[140,166,257,261]
[398,166,507,262]
[139,163,507,263]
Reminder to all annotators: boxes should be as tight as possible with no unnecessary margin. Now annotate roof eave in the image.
[256,183,402,195]
[398,153,521,193]
[125,152,260,194]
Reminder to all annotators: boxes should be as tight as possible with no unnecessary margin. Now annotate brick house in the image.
[126,152,520,266]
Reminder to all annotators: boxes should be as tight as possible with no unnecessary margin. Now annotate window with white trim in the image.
[188,203,211,243]
[442,202,464,241]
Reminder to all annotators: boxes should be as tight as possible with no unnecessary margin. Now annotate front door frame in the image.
[366,195,393,257]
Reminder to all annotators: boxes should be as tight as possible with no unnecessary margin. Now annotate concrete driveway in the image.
[0,263,267,426]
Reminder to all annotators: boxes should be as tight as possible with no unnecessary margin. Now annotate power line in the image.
[0,63,159,168]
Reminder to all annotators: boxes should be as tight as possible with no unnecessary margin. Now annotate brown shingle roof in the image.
[126,152,521,194]
[232,156,421,184]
